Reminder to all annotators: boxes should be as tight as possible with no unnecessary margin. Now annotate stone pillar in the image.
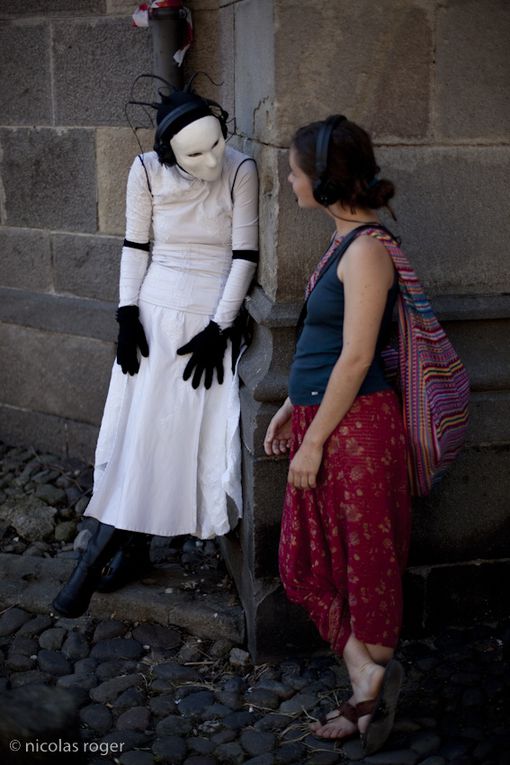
[217,0,510,660]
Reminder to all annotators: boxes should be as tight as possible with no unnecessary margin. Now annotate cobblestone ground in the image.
[0,443,509,765]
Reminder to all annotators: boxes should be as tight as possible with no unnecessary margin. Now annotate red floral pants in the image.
[279,390,411,656]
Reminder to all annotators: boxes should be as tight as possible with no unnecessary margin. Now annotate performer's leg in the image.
[97,532,152,593]
[52,522,124,618]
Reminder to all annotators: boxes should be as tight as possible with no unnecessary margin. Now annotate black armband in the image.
[232,250,259,263]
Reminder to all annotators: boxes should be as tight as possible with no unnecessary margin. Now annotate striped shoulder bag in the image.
[352,224,470,496]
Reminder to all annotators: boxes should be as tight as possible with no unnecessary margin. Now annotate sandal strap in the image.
[338,701,358,724]
[356,698,377,718]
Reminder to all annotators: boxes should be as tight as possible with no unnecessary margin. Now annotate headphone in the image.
[154,97,229,166]
[312,114,346,206]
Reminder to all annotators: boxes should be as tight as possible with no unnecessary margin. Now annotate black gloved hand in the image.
[176,320,228,389]
[116,305,149,375]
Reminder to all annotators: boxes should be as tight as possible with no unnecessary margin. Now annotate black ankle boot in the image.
[52,522,122,618]
[96,533,152,593]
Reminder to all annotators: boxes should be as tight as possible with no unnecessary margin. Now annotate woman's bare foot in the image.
[310,698,358,740]
[350,661,385,735]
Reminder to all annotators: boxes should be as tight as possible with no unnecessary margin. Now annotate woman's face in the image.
[170,115,225,181]
[288,147,319,208]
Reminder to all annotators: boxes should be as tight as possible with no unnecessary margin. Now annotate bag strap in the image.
[296,223,398,337]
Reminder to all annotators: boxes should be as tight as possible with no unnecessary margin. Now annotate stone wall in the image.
[215,0,510,659]
[1,0,509,660]
[0,1,156,459]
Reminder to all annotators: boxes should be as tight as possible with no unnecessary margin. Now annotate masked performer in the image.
[264,116,411,755]
[53,88,258,618]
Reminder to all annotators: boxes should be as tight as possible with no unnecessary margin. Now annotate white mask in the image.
[170,115,225,182]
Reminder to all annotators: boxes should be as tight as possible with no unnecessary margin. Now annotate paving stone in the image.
[80,703,114,735]
[201,702,231,720]
[152,735,188,764]
[16,614,53,636]
[54,520,78,543]
[74,657,97,674]
[342,739,365,761]
[93,620,129,642]
[116,705,151,732]
[6,653,35,671]
[35,483,67,505]
[10,669,52,688]
[56,671,98,690]
[254,713,291,732]
[274,742,307,764]
[223,709,257,731]
[37,648,72,676]
[9,635,38,656]
[96,659,138,681]
[244,755,275,765]
[113,687,146,711]
[177,690,215,718]
[101,730,150,750]
[229,647,251,668]
[156,714,193,737]
[214,741,245,765]
[215,689,244,709]
[254,678,295,700]
[61,630,90,660]
[39,627,67,651]
[119,751,155,765]
[418,759,446,765]
[210,638,235,658]
[410,730,442,757]
[303,753,339,765]
[187,736,215,755]
[90,673,144,703]
[132,622,181,650]
[279,692,317,715]
[183,757,217,765]
[244,687,280,710]
[363,751,419,765]
[90,637,144,661]
[149,692,177,717]
[0,607,31,636]
[240,729,276,756]
[152,661,202,685]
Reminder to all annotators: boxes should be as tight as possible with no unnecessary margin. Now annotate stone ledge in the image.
[0,553,245,644]
[0,287,116,342]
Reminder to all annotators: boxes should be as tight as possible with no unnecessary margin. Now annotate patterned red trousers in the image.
[279,390,411,656]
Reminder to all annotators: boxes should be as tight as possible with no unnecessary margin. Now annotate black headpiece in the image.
[127,73,229,167]
[312,114,347,206]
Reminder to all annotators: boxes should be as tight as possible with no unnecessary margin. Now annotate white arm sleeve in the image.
[118,156,152,307]
[213,159,259,329]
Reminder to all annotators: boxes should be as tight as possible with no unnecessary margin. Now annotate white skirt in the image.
[84,296,243,540]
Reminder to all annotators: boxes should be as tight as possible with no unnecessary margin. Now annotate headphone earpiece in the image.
[312,115,346,206]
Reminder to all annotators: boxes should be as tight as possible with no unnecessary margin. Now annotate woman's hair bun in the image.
[361,178,395,210]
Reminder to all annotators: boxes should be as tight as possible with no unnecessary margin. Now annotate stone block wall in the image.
[215,0,510,659]
[0,3,154,460]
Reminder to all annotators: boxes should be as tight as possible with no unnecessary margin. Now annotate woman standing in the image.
[264,115,411,755]
[53,87,258,618]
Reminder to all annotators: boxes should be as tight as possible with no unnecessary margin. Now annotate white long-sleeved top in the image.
[118,146,258,327]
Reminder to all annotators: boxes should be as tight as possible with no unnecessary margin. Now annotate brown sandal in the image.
[311,700,359,741]
[357,659,404,755]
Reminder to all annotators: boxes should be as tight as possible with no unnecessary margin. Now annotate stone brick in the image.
[0,22,51,125]
[409,446,510,567]
[65,420,99,463]
[445,319,510,392]
[0,405,68,458]
[467,391,510,446]
[53,233,122,302]
[0,128,97,232]
[234,0,275,143]
[436,0,510,139]
[0,228,52,292]
[425,560,510,631]
[0,322,113,425]
[53,17,152,126]
[0,0,106,15]
[96,128,153,236]
[272,0,433,145]
[377,146,510,295]
[0,288,116,343]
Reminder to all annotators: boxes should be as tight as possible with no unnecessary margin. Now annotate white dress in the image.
[84,146,258,539]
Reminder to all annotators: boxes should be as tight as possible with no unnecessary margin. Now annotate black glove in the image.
[176,320,228,389]
[116,305,149,375]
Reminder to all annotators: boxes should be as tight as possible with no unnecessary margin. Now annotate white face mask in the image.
[170,115,225,182]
